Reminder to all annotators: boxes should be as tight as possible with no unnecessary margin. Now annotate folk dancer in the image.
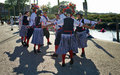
[52,8,67,57]
[75,11,100,57]
[47,9,93,67]
[18,13,22,30]
[31,10,44,53]
[52,14,65,57]
[26,9,37,47]
[19,11,30,46]
[41,12,52,45]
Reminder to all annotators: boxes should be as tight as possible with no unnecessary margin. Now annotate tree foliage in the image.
[5,0,29,15]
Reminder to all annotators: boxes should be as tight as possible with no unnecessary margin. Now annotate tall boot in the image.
[62,54,66,67]
[69,50,74,65]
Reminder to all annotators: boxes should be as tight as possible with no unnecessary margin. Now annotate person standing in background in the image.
[31,10,44,53]
[18,13,23,30]
[10,17,14,31]
[26,9,37,47]
[19,11,30,46]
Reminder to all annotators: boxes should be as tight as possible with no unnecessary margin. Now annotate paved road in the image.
[0,24,120,75]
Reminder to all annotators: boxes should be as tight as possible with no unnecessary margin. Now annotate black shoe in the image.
[23,41,26,45]
[21,41,24,46]
[73,53,76,56]
[11,28,13,31]
[81,53,85,57]
[70,58,74,65]
[62,63,66,67]
[34,47,37,54]
[24,42,29,47]
[68,53,76,58]
[40,44,44,47]
[37,50,41,53]
[25,44,29,47]
[47,42,52,45]
[21,41,26,46]
[22,41,27,47]
[52,53,58,58]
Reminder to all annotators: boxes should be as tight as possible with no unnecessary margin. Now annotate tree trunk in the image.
[58,0,60,6]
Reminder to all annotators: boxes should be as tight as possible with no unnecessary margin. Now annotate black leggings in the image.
[43,28,50,39]
[55,29,63,45]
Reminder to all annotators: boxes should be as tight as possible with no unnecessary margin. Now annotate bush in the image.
[95,22,107,29]
[47,14,55,19]
[107,22,117,30]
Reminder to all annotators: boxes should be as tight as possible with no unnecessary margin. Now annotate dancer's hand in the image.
[42,25,46,28]
[98,19,102,24]
[90,26,95,29]
[46,23,54,28]
[27,26,30,28]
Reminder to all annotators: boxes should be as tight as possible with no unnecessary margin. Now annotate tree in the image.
[60,1,69,5]
[47,2,51,13]
[41,5,49,12]
[58,0,60,6]
[49,1,70,14]
[5,0,29,15]
[5,0,15,19]
[51,5,59,14]
[5,0,15,10]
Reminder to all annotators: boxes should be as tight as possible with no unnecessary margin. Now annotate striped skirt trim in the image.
[31,28,44,45]
[19,25,28,37]
[56,34,78,54]
[76,31,87,48]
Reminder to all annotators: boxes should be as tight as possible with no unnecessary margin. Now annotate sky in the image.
[1,0,120,14]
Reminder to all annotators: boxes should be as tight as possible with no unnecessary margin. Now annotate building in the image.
[0,2,30,21]
[0,3,9,20]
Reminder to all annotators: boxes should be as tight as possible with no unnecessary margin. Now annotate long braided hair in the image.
[35,10,42,26]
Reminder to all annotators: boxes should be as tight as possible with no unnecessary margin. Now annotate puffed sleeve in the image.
[84,19,98,26]
[40,16,46,26]
[60,14,66,19]
[29,13,37,26]
[54,19,64,26]
[74,19,83,27]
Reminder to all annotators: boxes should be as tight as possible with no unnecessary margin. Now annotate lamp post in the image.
[29,0,31,10]
[116,17,119,42]
[34,0,35,4]
[83,0,88,18]
[14,6,15,23]
[58,0,60,6]
[37,0,38,5]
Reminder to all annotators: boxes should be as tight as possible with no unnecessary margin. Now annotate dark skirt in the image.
[76,31,87,48]
[19,25,28,37]
[56,34,78,54]
[31,28,44,45]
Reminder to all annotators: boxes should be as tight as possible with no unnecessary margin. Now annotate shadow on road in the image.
[51,54,100,75]
[0,35,18,45]
[4,45,56,75]
[4,43,100,75]
[13,31,19,34]
[16,38,21,43]
[90,39,114,58]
